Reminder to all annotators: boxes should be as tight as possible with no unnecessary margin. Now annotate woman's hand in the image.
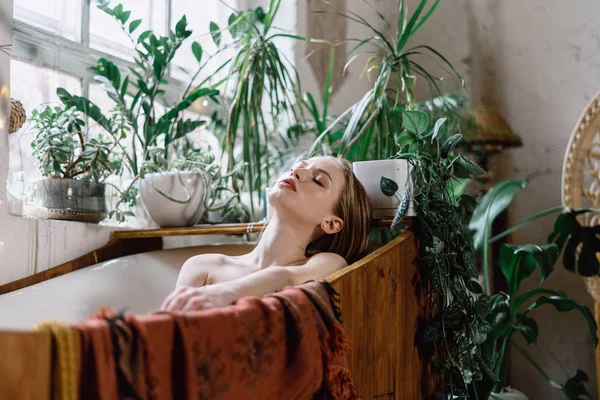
[160,284,238,312]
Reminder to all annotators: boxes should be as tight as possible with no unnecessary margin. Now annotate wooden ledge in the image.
[112,216,415,239]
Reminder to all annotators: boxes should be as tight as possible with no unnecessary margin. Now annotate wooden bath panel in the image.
[0,221,435,398]
[327,231,435,399]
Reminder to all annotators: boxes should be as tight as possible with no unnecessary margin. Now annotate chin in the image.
[266,189,303,220]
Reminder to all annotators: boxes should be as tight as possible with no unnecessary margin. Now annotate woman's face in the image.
[268,157,346,230]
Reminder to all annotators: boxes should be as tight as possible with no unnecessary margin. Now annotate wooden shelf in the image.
[111,217,414,239]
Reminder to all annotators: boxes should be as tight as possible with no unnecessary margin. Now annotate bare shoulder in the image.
[287,252,348,285]
[176,253,230,288]
[305,252,348,268]
[182,253,229,268]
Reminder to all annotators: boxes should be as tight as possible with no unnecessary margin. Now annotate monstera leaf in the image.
[499,243,560,294]
[547,210,600,276]
[526,294,598,349]
[562,369,593,400]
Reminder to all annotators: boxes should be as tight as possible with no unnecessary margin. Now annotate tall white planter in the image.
[140,170,208,228]
[352,159,414,218]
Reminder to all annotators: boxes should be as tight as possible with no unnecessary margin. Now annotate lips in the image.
[279,178,296,191]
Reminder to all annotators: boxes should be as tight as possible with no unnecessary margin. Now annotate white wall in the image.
[0,0,113,283]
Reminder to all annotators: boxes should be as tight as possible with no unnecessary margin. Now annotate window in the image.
[8,0,240,205]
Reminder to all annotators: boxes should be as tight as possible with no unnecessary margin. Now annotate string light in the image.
[0,85,8,98]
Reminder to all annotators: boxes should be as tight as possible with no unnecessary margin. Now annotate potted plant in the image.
[211,1,317,219]
[57,3,222,224]
[304,1,466,221]
[467,179,600,400]
[138,141,247,228]
[29,105,122,222]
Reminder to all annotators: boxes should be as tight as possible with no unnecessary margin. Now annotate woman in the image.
[161,156,372,312]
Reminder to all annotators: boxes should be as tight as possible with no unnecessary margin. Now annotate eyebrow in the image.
[299,160,332,182]
[316,168,332,182]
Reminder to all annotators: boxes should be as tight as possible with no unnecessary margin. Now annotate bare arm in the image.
[161,252,347,311]
[226,252,347,298]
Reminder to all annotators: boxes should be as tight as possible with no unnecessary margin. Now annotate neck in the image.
[247,213,315,269]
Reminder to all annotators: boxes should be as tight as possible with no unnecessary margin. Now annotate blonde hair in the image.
[305,157,373,264]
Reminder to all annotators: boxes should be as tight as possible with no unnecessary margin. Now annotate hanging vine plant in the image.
[391,110,493,399]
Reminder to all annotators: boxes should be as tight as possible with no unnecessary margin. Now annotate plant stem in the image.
[482,221,491,295]
[511,341,562,389]
[490,205,567,244]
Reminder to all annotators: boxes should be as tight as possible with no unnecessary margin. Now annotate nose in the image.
[290,167,308,181]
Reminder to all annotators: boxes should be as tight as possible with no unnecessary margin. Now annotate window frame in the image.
[10,0,249,107]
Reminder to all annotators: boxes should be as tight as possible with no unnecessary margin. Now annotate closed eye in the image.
[313,177,324,187]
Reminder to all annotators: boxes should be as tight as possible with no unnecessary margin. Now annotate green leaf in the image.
[113,4,123,19]
[120,10,131,24]
[56,88,112,134]
[191,41,203,63]
[392,187,410,228]
[515,315,538,347]
[138,30,152,42]
[469,179,528,253]
[528,295,598,349]
[448,177,470,201]
[403,110,429,135]
[175,15,187,37]
[562,369,592,400]
[440,133,462,158]
[129,19,142,33]
[488,294,511,341]
[210,21,221,47]
[453,155,485,178]
[396,129,416,148]
[380,176,399,197]
[548,211,600,277]
[499,243,560,294]
[465,279,483,294]
[255,6,266,23]
[431,117,446,142]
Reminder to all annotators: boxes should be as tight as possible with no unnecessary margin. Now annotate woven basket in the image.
[584,276,600,304]
[9,98,26,134]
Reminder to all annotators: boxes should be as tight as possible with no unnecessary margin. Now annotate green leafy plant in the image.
[468,179,600,399]
[30,105,121,183]
[311,0,465,161]
[388,110,488,399]
[213,0,317,217]
[57,2,221,222]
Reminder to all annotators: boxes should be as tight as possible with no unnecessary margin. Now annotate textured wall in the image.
[469,2,600,399]
[414,1,600,399]
[297,0,600,398]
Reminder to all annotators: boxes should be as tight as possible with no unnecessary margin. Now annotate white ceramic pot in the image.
[140,170,208,228]
[489,389,528,400]
[352,159,414,218]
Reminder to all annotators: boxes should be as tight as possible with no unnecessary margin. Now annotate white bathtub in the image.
[0,243,255,330]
